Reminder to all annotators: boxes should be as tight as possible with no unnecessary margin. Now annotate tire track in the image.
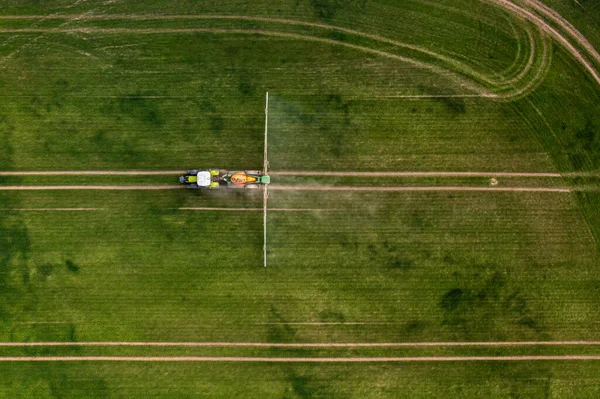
[0,13,548,98]
[1,341,599,347]
[270,186,570,193]
[525,0,600,67]
[0,185,570,192]
[271,171,562,177]
[0,208,104,211]
[177,208,333,212]
[0,170,563,177]
[485,0,600,87]
[0,170,183,175]
[0,355,599,362]
[0,185,183,190]
[0,14,538,91]
[0,27,493,96]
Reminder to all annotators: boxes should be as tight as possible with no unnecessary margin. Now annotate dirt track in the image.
[0,171,183,175]
[0,4,596,96]
[270,186,570,193]
[0,27,489,95]
[178,208,331,211]
[0,185,183,190]
[0,185,570,192]
[0,355,598,362]
[0,14,528,92]
[0,170,562,177]
[272,171,562,177]
[487,0,600,87]
[0,10,588,96]
[1,341,599,347]
[0,208,104,211]
[525,0,600,67]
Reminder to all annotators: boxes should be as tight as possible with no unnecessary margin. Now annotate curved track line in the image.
[0,13,555,97]
[0,356,599,362]
[525,0,600,67]
[485,0,600,87]
[0,27,494,96]
[0,14,529,86]
[269,185,570,193]
[492,14,526,82]
[501,28,552,98]
[1,341,600,347]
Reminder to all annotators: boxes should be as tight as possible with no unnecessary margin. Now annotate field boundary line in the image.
[1,356,600,362]
[2,341,600,347]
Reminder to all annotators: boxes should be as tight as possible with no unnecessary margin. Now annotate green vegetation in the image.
[0,0,600,397]
[3,361,600,399]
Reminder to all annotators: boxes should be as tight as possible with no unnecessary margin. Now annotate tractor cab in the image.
[195,171,212,187]
[179,169,220,189]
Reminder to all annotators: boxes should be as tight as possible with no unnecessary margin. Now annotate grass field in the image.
[1,0,600,397]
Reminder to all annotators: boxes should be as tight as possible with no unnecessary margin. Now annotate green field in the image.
[1,0,600,397]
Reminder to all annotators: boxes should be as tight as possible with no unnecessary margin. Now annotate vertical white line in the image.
[264,92,269,174]
[263,92,269,268]
[263,186,268,268]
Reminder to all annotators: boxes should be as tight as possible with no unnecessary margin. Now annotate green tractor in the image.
[179,169,270,189]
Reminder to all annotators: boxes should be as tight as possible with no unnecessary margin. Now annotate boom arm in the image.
[263,92,269,268]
